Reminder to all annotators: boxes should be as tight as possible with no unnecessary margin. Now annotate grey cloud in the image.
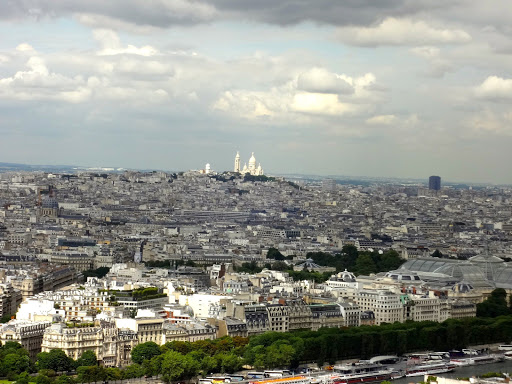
[0,0,217,26]
[0,0,457,28]
[210,0,450,26]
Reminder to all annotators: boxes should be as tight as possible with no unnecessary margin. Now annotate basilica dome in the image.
[248,152,256,168]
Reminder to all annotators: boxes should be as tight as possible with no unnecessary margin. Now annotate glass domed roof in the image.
[330,269,356,282]
[469,253,506,281]
[494,266,512,288]
[385,268,422,282]
[433,263,493,288]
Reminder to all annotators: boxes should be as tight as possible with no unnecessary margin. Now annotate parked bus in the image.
[498,345,512,351]
[227,375,245,382]
[264,370,292,378]
[206,377,231,384]
[247,372,266,380]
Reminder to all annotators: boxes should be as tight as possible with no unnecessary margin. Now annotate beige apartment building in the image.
[0,320,52,360]
[42,320,137,367]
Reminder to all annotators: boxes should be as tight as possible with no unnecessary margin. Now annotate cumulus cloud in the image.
[0,56,91,103]
[213,69,378,120]
[93,29,157,56]
[16,43,36,53]
[467,109,512,136]
[0,34,175,105]
[291,93,353,116]
[297,68,353,95]
[337,18,471,46]
[410,46,440,58]
[475,76,512,100]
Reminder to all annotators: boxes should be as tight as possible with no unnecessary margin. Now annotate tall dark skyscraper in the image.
[429,175,441,190]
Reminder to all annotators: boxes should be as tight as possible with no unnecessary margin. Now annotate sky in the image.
[1,1,512,183]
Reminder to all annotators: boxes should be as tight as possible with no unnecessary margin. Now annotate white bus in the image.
[264,370,292,378]
[498,345,512,351]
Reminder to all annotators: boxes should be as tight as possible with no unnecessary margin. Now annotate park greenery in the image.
[236,245,405,282]
[81,267,110,280]
[98,287,167,303]
[476,288,512,317]
[3,315,512,383]
[242,174,276,183]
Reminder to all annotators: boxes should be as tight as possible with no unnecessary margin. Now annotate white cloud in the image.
[467,109,512,135]
[297,67,353,94]
[93,29,157,56]
[475,76,512,100]
[410,46,440,58]
[212,69,378,121]
[337,18,471,46]
[213,90,276,118]
[366,114,396,125]
[16,43,35,53]
[0,57,90,103]
[291,93,352,115]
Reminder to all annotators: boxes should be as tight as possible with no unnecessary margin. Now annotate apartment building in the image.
[356,290,404,325]
[0,320,52,360]
[42,320,137,367]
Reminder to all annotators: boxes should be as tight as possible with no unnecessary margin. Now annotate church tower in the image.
[234,151,241,172]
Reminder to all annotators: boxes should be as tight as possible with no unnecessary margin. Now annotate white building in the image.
[178,293,233,319]
[234,152,264,176]
[17,298,62,322]
[356,290,404,325]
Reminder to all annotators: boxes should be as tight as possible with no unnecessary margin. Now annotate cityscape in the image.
[0,162,511,382]
[1,2,512,384]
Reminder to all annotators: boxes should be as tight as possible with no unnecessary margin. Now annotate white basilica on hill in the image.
[234,151,264,176]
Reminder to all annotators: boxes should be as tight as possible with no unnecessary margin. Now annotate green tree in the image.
[354,254,378,276]
[341,245,359,265]
[35,374,53,384]
[379,250,404,271]
[215,352,242,374]
[199,355,218,375]
[131,341,162,364]
[104,367,122,381]
[264,342,295,369]
[75,350,98,368]
[0,313,14,323]
[235,261,262,274]
[271,261,289,271]
[2,353,30,375]
[267,248,285,261]
[122,364,145,379]
[431,250,443,258]
[37,350,73,372]
[77,366,106,383]
[15,372,31,384]
[477,288,511,317]
[160,351,199,383]
[55,375,75,384]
